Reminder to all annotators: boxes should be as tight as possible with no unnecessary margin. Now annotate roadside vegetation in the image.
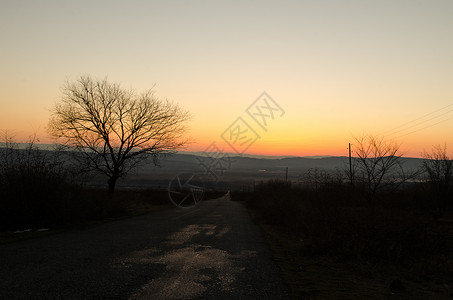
[0,134,225,238]
[0,134,174,237]
[237,143,453,299]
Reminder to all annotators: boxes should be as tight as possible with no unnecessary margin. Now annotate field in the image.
[234,181,453,299]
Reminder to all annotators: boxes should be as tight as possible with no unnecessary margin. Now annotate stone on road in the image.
[0,195,289,299]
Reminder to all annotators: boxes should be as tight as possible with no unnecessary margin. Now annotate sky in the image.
[1,0,453,157]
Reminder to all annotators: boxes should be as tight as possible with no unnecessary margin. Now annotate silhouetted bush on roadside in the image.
[248,179,303,228]
[246,178,452,268]
[0,137,83,230]
[0,135,178,232]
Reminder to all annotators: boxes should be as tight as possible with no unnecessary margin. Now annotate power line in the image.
[395,115,453,139]
[381,103,453,135]
[384,108,453,138]
[381,103,453,138]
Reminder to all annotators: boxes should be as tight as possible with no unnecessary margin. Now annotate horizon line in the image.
[0,142,428,159]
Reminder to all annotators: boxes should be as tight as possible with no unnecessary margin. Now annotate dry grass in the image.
[249,208,453,299]
[238,181,453,299]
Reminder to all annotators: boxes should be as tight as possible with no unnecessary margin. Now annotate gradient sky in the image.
[1,0,453,157]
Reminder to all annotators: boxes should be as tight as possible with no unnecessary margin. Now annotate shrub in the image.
[0,136,81,230]
[246,178,451,267]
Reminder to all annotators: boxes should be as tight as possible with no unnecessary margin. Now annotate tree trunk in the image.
[107,175,118,193]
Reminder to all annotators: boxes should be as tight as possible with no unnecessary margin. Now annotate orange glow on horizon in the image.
[1,130,451,160]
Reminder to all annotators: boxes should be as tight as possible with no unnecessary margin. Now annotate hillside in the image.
[112,152,424,191]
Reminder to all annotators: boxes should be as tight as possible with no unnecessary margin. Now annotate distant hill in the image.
[1,144,424,190]
[148,153,423,173]
[117,152,424,190]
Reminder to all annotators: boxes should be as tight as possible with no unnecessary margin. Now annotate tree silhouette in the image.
[422,144,452,204]
[353,135,413,195]
[48,76,190,192]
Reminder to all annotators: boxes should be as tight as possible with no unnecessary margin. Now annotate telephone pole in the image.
[349,143,353,185]
[285,167,288,185]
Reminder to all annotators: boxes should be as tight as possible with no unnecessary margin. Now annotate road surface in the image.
[0,194,289,299]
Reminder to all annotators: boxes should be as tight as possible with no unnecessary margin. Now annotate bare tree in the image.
[353,135,413,195]
[422,144,452,198]
[48,76,191,193]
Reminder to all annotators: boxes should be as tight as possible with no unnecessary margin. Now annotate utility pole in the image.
[349,143,353,185]
[285,167,288,186]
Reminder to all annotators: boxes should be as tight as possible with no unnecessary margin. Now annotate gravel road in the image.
[0,194,289,299]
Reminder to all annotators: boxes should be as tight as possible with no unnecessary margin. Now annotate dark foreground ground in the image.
[0,195,289,299]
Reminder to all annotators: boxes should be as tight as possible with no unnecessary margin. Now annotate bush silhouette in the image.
[0,137,81,230]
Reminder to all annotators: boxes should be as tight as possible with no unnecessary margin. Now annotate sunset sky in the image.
[1,0,453,157]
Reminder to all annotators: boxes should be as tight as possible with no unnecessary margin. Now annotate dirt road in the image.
[0,195,289,299]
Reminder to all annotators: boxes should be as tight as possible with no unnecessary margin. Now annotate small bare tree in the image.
[48,76,190,193]
[422,144,452,198]
[353,135,412,195]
